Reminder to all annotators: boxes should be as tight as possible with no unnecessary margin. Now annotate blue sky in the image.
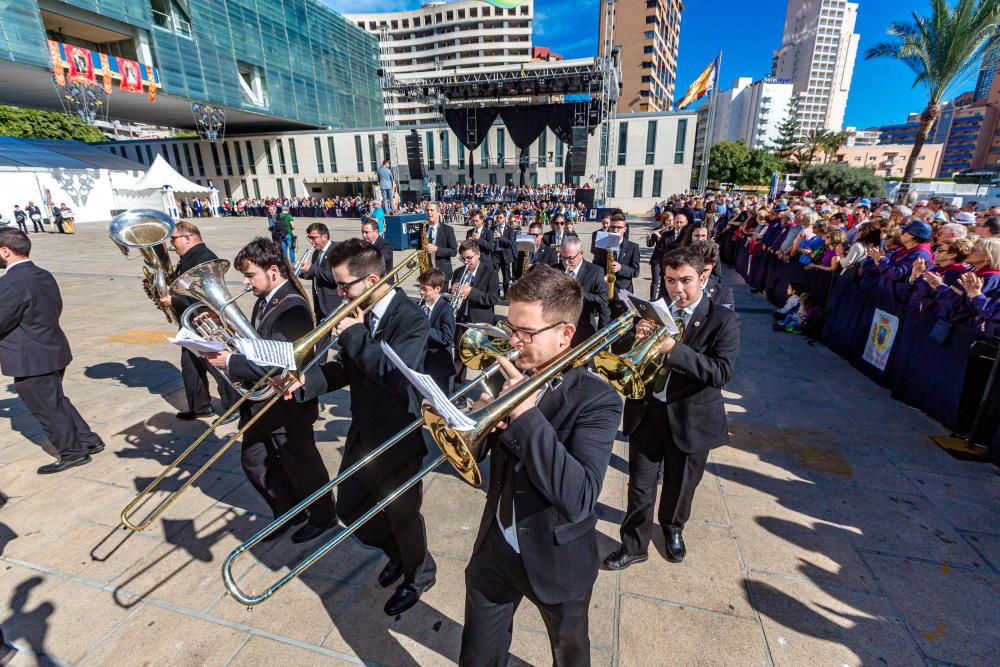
[321,0,982,129]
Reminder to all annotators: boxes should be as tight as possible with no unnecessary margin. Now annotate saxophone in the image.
[419,222,432,273]
[605,248,617,300]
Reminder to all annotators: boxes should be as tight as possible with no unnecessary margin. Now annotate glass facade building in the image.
[0,0,383,131]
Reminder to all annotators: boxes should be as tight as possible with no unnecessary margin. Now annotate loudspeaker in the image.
[575,188,595,208]
[567,126,589,178]
[405,131,426,180]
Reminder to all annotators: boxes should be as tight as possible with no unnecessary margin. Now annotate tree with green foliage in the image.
[866,0,1000,199]
[822,130,848,162]
[771,98,802,162]
[708,140,783,186]
[795,162,886,197]
[0,105,106,142]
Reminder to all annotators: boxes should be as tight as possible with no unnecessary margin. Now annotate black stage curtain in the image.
[445,108,499,151]
[547,105,576,144]
[500,106,552,148]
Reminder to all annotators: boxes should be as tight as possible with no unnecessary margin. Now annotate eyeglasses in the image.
[552,222,565,226]
[505,320,565,344]
[169,234,190,242]
[609,225,626,231]
[460,254,477,263]
[335,275,367,291]
[560,251,582,261]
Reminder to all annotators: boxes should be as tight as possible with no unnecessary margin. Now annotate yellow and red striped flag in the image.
[675,55,720,110]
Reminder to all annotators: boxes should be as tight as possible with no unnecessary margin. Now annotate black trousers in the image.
[649,261,663,300]
[181,349,239,413]
[620,405,709,555]
[240,410,336,528]
[14,219,27,233]
[461,522,592,667]
[14,369,102,459]
[30,217,43,232]
[494,259,512,294]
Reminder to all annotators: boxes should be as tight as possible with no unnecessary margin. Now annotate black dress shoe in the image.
[0,493,8,509]
[384,579,435,617]
[37,455,91,475]
[218,412,239,425]
[176,409,215,421]
[602,549,649,571]
[87,441,106,455]
[378,560,404,588]
[665,532,686,563]
[290,522,333,544]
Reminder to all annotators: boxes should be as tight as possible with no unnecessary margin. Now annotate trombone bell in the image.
[421,404,483,487]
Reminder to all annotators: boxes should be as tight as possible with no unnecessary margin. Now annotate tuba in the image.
[109,209,177,325]
[169,259,273,401]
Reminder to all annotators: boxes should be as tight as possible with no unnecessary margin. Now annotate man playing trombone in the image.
[460,265,623,667]
[298,238,437,616]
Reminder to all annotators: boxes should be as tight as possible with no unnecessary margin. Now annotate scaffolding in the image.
[378,24,405,198]
[598,0,619,206]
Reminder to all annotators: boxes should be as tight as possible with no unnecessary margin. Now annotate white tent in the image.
[113,155,215,219]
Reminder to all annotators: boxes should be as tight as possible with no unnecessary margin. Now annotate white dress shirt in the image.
[653,295,701,403]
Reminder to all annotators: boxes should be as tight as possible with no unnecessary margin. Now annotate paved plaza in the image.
[1,215,998,666]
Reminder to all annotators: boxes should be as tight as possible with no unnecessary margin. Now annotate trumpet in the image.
[119,250,430,532]
[291,250,311,277]
[444,267,474,314]
[222,349,518,606]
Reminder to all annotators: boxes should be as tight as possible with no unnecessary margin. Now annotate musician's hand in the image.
[424,243,438,254]
[660,336,678,355]
[192,311,220,325]
[472,392,495,411]
[203,350,231,369]
[495,356,537,424]
[158,296,172,307]
[275,375,304,400]
[336,307,365,335]
[459,285,472,298]
[299,260,311,273]
[635,318,658,340]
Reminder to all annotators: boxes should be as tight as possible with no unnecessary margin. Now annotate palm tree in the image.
[866,0,1000,198]
[822,130,848,163]
[801,129,831,164]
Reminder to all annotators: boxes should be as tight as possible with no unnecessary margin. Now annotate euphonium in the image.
[108,209,177,325]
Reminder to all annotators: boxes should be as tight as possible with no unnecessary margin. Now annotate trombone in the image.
[119,250,429,532]
[222,311,636,607]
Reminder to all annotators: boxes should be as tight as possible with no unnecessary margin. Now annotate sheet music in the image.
[232,338,296,371]
[168,327,229,355]
[595,231,621,251]
[380,341,475,431]
[515,234,535,254]
[619,290,679,335]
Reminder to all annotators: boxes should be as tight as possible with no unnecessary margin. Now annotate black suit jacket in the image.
[466,226,495,256]
[373,236,394,273]
[514,243,559,279]
[563,260,610,345]
[428,223,458,281]
[300,242,342,318]
[475,365,623,605]
[227,281,318,422]
[542,230,577,247]
[491,224,517,264]
[0,261,73,377]
[592,239,641,299]
[169,242,218,318]
[452,260,500,324]
[705,274,735,310]
[424,296,456,391]
[303,288,428,487]
[622,297,739,453]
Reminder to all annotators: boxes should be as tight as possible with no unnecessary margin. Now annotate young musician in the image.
[466,210,495,257]
[460,264,623,666]
[452,239,500,326]
[0,229,105,474]
[204,238,335,544]
[604,247,739,568]
[490,211,518,296]
[418,267,457,392]
[299,238,437,616]
[423,202,458,281]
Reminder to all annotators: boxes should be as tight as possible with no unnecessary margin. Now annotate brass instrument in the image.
[291,249,311,278]
[605,248,617,300]
[593,295,683,399]
[108,209,177,325]
[222,350,518,606]
[171,259,273,401]
[418,221,432,273]
[119,250,430,532]
[444,267,474,314]
[458,325,514,371]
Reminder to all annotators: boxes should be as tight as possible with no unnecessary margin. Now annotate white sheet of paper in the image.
[168,327,229,355]
[381,341,475,431]
[595,231,621,251]
[619,290,679,335]
[232,338,296,371]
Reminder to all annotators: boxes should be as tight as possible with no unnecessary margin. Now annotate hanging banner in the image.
[119,58,143,93]
[862,308,899,371]
[99,52,113,94]
[65,45,95,84]
[49,41,65,86]
[146,64,157,101]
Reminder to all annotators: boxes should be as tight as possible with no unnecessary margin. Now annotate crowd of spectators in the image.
[442,183,578,203]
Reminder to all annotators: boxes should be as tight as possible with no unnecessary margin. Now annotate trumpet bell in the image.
[421,403,483,487]
[592,351,646,400]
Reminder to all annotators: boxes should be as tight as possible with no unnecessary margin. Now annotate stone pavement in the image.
[1,216,998,666]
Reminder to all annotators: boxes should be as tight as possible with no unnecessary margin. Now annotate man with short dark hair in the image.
[591,213,641,320]
[0,229,105,474]
[297,222,341,320]
[975,215,1000,238]
[422,202,458,281]
[362,219,394,272]
[418,267,456,392]
[377,159,395,213]
[452,239,500,326]
[460,264,623,666]
[514,222,559,279]
[466,210,495,257]
[490,211,517,295]
[691,240,734,309]
[12,206,27,234]
[25,202,43,233]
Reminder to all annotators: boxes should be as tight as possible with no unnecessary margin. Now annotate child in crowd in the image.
[773,282,804,321]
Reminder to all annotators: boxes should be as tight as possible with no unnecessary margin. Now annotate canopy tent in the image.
[113,155,217,219]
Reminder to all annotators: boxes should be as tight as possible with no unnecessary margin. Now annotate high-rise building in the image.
[771,0,860,134]
[599,0,683,114]
[346,0,534,126]
[711,76,794,149]
[974,28,1000,101]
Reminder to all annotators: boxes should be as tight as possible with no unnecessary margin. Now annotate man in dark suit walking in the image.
[297,222,341,320]
[466,210,495,258]
[591,213,641,318]
[422,202,457,281]
[158,221,239,421]
[204,238,335,545]
[296,238,437,616]
[460,265,623,666]
[362,220,394,273]
[0,229,104,474]
[558,236,610,346]
[25,202,44,233]
[417,268,456,393]
[604,247,739,568]
[490,211,517,296]
[514,222,559,280]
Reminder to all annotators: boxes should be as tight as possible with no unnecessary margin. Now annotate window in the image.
[223,180,232,197]
[289,139,299,174]
[276,179,284,198]
[263,140,275,174]
[276,140,287,174]
[144,145,154,164]
[651,169,662,197]
[617,122,628,165]
[529,172,538,186]
[134,146,145,165]
[194,144,206,176]
[237,60,268,107]
[245,141,256,175]
[608,171,616,198]
[441,131,450,169]
[328,136,337,172]
[674,118,687,164]
[314,137,324,173]
[458,144,465,169]
[210,144,222,176]
[222,143,233,176]
[645,120,657,165]
[644,46,653,54]
[171,144,182,171]
[150,0,192,36]
[489,173,497,185]
[481,137,489,168]
[538,131,547,166]
[633,170,644,197]
[425,132,435,169]
[496,129,505,167]
[289,178,296,197]
[234,142,245,175]
[182,144,194,175]
[368,135,377,171]
[555,137,563,167]
[354,136,364,171]
[253,179,260,199]
[240,180,248,196]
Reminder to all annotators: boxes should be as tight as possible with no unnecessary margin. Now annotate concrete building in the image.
[833,143,943,179]
[98,110,697,211]
[974,27,1000,102]
[600,0,683,114]
[345,0,534,126]
[845,127,880,146]
[0,0,382,133]
[711,76,795,149]
[771,0,860,134]
[939,105,998,177]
